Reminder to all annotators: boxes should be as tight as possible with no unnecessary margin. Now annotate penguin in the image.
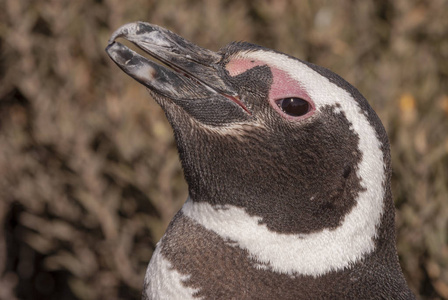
[106,22,415,300]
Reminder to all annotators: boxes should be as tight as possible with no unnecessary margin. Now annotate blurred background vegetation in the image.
[0,0,447,299]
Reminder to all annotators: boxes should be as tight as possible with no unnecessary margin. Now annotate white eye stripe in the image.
[183,50,386,277]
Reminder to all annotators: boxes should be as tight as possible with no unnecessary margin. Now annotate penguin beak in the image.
[106,22,251,119]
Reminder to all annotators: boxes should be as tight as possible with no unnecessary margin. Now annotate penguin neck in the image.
[176,124,398,276]
[174,124,370,235]
[181,190,399,278]
[171,111,400,276]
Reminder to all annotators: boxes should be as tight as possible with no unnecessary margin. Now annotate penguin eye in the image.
[275,97,310,117]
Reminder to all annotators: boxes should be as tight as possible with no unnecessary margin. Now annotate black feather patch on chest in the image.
[152,212,413,300]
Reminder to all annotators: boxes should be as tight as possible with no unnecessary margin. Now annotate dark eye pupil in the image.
[277,97,309,116]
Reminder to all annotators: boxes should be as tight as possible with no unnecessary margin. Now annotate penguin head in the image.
[106,22,391,241]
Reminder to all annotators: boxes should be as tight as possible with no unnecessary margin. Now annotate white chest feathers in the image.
[144,246,198,300]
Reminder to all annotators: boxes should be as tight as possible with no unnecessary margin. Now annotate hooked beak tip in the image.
[107,22,143,45]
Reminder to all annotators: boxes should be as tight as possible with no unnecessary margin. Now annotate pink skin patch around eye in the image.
[225,58,266,77]
[225,58,315,121]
